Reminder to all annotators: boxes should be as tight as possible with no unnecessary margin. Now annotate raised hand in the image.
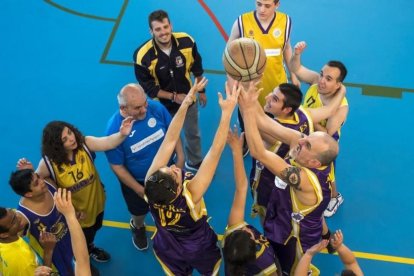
[119,116,135,136]
[54,188,76,218]
[294,41,307,55]
[238,80,262,110]
[39,231,57,252]
[330,229,344,250]
[182,77,208,107]
[306,239,329,256]
[16,158,34,170]
[218,81,240,114]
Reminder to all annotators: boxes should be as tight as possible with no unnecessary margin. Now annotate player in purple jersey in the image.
[144,78,240,275]
[223,128,281,276]
[9,167,74,276]
[250,83,345,224]
[239,81,340,275]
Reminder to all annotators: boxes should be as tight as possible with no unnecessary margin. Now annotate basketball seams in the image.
[223,38,266,81]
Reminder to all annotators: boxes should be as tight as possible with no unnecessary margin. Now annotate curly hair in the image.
[41,121,85,166]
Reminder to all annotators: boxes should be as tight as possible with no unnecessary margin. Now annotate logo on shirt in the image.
[248,30,254,38]
[273,28,281,38]
[148,118,157,128]
[130,129,165,153]
[129,130,136,137]
[175,56,184,68]
[274,176,288,190]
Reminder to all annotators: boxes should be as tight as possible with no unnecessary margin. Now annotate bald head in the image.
[117,83,145,107]
[311,132,339,166]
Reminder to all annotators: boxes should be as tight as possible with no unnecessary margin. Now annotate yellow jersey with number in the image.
[238,11,291,106]
[44,145,105,227]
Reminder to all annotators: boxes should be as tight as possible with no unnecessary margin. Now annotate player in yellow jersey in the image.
[228,0,299,156]
[290,41,349,218]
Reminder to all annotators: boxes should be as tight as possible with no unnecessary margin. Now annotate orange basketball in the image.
[222,38,267,82]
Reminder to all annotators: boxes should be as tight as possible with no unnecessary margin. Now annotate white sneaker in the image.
[323,193,344,217]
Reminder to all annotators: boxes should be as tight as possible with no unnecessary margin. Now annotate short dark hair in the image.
[145,170,178,205]
[279,83,303,116]
[9,169,34,197]
[148,10,170,29]
[0,207,8,233]
[341,269,357,276]
[42,121,85,166]
[223,230,256,276]
[327,60,347,82]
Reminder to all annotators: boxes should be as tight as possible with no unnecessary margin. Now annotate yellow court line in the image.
[103,220,413,266]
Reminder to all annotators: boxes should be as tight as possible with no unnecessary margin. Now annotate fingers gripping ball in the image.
[223,38,267,81]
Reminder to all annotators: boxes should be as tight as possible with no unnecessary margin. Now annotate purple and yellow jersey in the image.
[250,107,314,217]
[303,84,348,141]
[224,222,278,275]
[43,144,105,228]
[264,159,333,253]
[149,172,221,275]
[17,183,74,275]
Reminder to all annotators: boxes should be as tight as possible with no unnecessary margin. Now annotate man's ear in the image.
[283,106,292,115]
[24,191,33,198]
[0,232,9,239]
[309,159,321,168]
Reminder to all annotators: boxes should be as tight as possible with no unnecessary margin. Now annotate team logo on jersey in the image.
[80,155,85,164]
[273,28,281,38]
[248,30,254,38]
[148,117,157,128]
[291,212,304,223]
[129,130,136,137]
[175,56,184,68]
[255,160,264,170]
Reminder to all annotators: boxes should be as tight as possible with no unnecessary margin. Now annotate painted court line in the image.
[103,220,414,266]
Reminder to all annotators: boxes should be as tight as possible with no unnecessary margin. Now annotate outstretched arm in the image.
[188,82,240,204]
[289,41,319,85]
[85,116,135,152]
[239,81,301,146]
[305,84,346,124]
[54,188,91,276]
[294,240,329,276]
[331,230,364,276]
[283,39,300,88]
[145,78,208,180]
[226,127,248,227]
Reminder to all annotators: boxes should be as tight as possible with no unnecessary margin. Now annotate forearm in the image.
[232,148,247,190]
[42,249,54,268]
[174,138,185,169]
[157,89,175,101]
[210,113,232,157]
[111,165,144,197]
[65,214,90,276]
[290,52,302,74]
[294,253,313,276]
[337,244,357,266]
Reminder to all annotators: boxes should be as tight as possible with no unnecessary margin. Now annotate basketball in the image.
[222,37,267,82]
